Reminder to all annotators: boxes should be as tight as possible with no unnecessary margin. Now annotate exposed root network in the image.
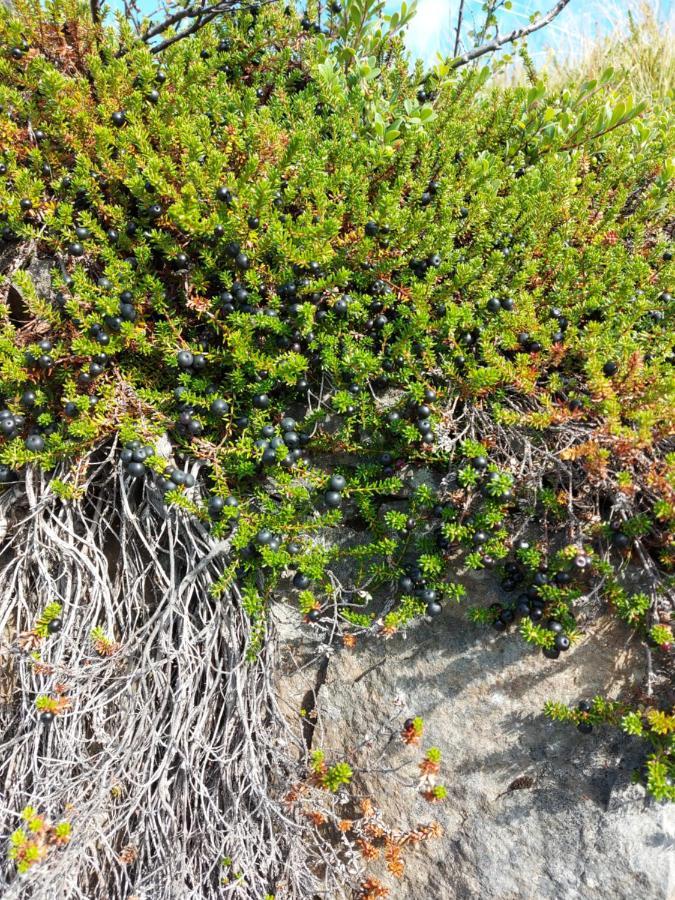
[0,445,351,899]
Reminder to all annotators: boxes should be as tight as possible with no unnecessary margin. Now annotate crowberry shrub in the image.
[0,0,672,891]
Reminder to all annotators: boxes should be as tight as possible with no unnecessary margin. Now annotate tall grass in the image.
[538,1,674,98]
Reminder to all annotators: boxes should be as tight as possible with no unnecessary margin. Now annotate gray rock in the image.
[3,252,54,324]
[279,576,674,899]
[24,255,54,297]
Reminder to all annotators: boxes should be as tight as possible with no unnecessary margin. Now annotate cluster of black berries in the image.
[399,563,442,617]
[176,349,208,375]
[486,296,515,314]
[420,178,440,208]
[25,339,55,371]
[174,404,205,439]
[323,473,346,509]
[219,278,255,314]
[207,493,239,520]
[490,549,591,658]
[255,415,307,468]
[120,440,155,478]
[377,451,397,477]
[157,467,196,491]
[120,440,208,502]
[243,527,288,568]
[386,388,438,446]
[410,251,442,278]
[0,405,26,442]
[1,388,51,451]
[491,589,574,659]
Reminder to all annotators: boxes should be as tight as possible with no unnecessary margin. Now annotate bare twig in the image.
[129,0,278,56]
[453,0,466,58]
[450,0,574,69]
[90,0,102,29]
[123,0,144,34]
[149,9,223,53]
[142,0,224,42]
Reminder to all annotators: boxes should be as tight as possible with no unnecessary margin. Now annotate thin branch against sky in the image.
[105,0,675,64]
[401,0,673,65]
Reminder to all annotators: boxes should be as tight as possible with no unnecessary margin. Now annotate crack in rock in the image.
[300,653,330,750]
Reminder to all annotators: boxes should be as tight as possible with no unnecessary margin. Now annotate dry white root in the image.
[0,445,351,899]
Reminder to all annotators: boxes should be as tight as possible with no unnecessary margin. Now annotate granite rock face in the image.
[275,568,675,900]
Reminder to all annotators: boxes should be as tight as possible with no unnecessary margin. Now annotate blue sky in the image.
[110,0,674,66]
